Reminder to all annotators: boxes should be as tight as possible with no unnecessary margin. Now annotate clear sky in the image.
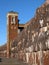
[0,0,45,46]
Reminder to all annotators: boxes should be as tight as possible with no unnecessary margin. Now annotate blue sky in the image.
[0,0,45,46]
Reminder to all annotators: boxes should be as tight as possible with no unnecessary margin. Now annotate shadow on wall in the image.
[0,58,2,62]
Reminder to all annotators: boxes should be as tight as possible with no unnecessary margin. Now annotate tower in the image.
[7,11,18,58]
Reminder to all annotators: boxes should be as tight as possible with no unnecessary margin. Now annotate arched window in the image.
[11,16,15,24]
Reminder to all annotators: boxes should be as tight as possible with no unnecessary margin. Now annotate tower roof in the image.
[7,11,18,17]
[8,11,18,14]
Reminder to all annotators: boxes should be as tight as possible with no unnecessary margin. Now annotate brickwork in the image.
[7,12,18,58]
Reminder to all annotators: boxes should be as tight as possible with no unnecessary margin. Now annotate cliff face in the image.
[11,1,49,65]
[12,2,49,51]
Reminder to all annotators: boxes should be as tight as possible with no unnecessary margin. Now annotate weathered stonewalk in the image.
[0,58,28,65]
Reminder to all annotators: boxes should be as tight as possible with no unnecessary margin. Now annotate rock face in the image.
[0,1,49,65]
[11,2,49,65]
[46,0,49,4]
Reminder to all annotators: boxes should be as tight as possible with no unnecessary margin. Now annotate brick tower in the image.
[7,11,18,58]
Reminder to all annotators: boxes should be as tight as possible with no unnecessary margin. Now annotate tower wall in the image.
[7,12,18,58]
